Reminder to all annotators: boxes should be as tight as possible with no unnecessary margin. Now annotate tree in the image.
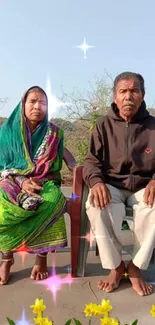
[60,74,112,129]
[0,97,8,110]
[60,74,113,163]
[0,97,8,127]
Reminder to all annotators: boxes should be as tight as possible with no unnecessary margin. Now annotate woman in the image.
[0,86,67,285]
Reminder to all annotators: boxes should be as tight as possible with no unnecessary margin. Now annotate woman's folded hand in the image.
[21,177,43,197]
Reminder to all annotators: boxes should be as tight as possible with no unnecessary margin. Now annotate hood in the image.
[108,100,149,122]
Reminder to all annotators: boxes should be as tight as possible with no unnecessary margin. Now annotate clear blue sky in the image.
[0,0,155,117]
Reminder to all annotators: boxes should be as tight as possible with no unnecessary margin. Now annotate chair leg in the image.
[150,248,155,264]
[76,220,90,277]
[96,243,99,256]
[77,238,89,277]
[70,217,81,277]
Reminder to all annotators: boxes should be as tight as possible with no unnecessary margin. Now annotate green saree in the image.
[0,90,67,254]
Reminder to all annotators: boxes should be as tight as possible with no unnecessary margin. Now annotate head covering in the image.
[0,86,49,174]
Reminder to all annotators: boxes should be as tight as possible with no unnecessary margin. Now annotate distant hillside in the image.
[51,118,75,132]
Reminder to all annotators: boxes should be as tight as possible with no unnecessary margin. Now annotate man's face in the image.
[113,78,144,120]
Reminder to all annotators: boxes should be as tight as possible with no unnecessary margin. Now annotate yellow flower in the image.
[84,300,112,318]
[84,303,97,317]
[42,318,53,325]
[110,318,119,325]
[93,305,102,317]
[150,305,155,317]
[34,317,44,325]
[100,299,112,315]
[100,317,119,325]
[34,317,53,325]
[100,317,112,325]
[30,298,46,317]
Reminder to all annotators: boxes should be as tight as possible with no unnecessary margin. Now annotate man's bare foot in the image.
[30,254,48,281]
[98,261,126,292]
[127,261,153,296]
[0,259,14,285]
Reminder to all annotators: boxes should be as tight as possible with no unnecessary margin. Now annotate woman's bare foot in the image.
[127,261,153,296]
[98,261,126,292]
[30,254,48,281]
[0,258,14,285]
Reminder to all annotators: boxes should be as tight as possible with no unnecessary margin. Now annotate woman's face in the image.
[25,90,47,123]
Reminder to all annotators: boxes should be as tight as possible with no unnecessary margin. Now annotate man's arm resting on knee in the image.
[144,179,155,208]
[82,122,111,209]
[83,122,105,188]
[89,183,112,209]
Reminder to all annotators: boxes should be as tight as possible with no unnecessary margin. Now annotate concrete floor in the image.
[1,187,155,325]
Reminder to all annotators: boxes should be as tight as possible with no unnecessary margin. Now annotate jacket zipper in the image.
[125,122,129,164]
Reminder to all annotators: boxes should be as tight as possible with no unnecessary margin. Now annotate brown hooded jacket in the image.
[83,101,155,192]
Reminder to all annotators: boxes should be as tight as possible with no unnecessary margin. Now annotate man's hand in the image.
[144,180,155,208]
[21,177,43,197]
[89,183,111,209]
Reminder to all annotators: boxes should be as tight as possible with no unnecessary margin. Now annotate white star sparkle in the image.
[76,37,95,60]
[46,78,70,120]
[16,309,30,325]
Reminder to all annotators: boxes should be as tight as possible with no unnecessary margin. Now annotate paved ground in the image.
[1,187,155,325]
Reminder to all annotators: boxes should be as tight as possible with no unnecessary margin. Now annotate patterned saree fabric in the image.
[0,90,67,253]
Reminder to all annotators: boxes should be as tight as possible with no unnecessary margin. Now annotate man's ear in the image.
[113,93,116,104]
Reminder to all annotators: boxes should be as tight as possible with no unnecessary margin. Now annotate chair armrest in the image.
[72,165,83,198]
[67,165,84,216]
[63,148,77,172]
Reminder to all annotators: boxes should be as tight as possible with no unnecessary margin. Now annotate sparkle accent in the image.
[35,264,73,303]
[80,232,107,248]
[46,78,71,119]
[67,193,80,200]
[16,240,29,266]
[16,309,30,325]
[65,265,72,273]
[76,37,95,60]
[80,231,95,248]
[123,272,129,278]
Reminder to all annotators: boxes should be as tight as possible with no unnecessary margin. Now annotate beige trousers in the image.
[86,184,155,270]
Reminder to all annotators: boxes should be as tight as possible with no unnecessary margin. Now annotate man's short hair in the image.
[113,72,145,95]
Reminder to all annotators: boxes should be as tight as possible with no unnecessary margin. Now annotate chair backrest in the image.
[63,148,77,171]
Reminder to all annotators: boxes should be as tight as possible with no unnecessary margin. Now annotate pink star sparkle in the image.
[80,231,95,248]
[35,264,73,303]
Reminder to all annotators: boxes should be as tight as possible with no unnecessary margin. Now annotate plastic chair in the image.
[63,151,90,277]
[63,152,155,278]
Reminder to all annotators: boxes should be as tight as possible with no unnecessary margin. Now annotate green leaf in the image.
[64,320,72,325]
[131,320,138,325]
[6,318,16,325]
[73,318,82,325]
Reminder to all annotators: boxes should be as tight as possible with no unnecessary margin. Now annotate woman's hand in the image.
[21,177,43,197]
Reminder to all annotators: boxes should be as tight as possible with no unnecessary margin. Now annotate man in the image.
[83,72,155,296]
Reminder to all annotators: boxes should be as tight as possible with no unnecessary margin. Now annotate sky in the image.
[0,0,155,118]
